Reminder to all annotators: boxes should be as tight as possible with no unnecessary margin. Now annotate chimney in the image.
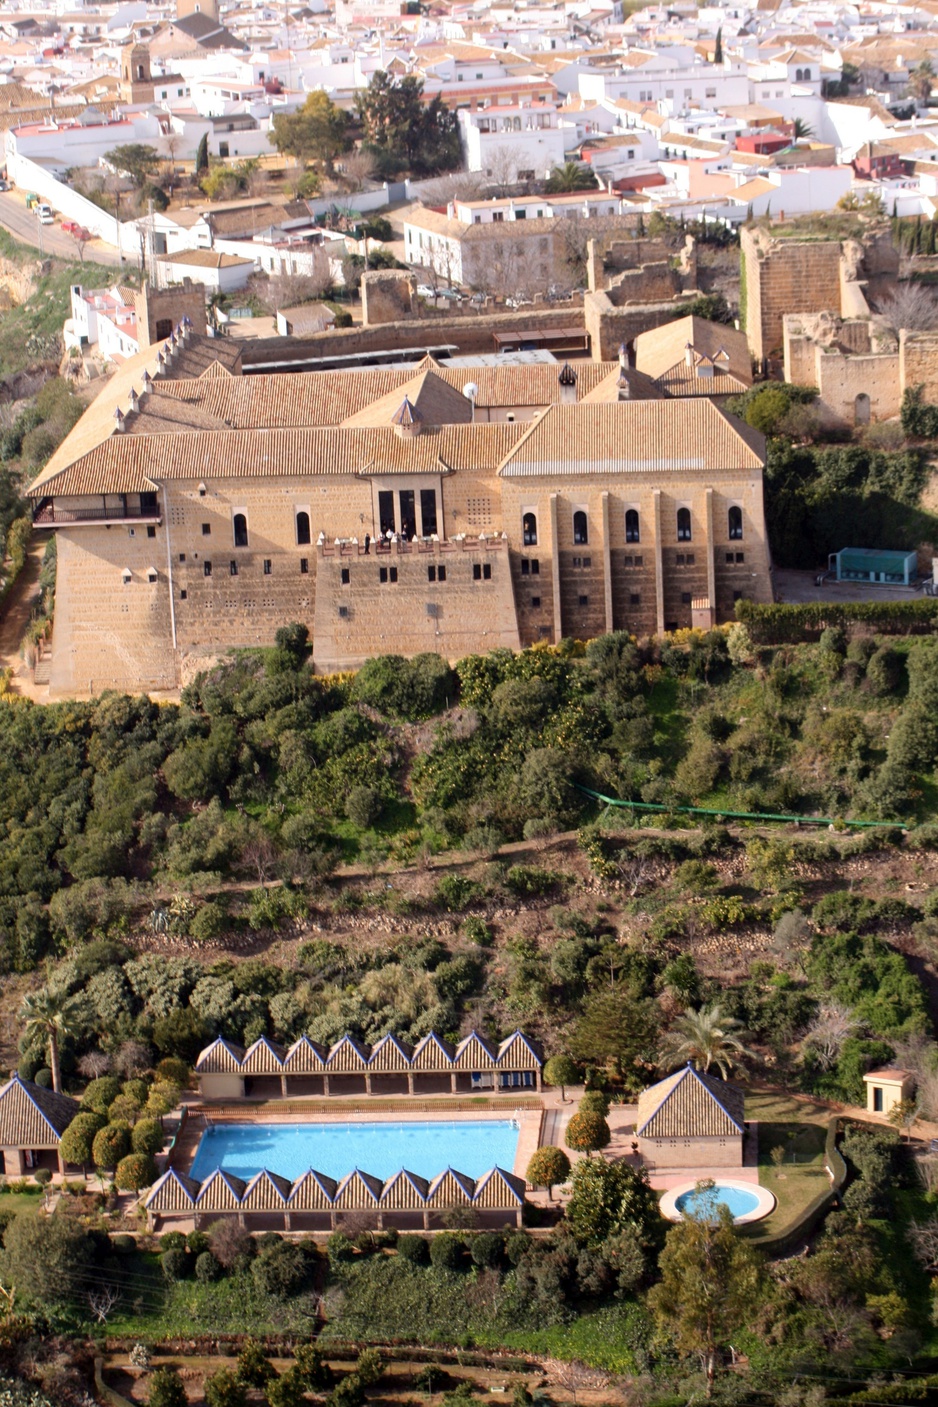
[558,361,577,404]
[391,396,421,439]
[128,386,139,415]
[113,407,125,433]
[685,341,695,367]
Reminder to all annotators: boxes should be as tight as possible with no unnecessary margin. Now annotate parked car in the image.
[436,287,463,302]
[0,180,10,193]
[37,204,54,224]
[416,284,436,299]
[60,220,78,234]
[74,226,91,242]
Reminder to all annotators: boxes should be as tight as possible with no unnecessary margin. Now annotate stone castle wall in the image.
[741,227,842,362]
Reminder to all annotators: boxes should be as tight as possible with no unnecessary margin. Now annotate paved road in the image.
[0,189,123,267]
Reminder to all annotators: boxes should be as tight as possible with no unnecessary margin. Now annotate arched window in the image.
[803,68,811,80]
[677,507,692,542]
[522,511,538,547]
[233,513,248,548]
[573,509,588,545]
[625,508,640,543]
[854,392,870,426]
[296,510,311,545]
[728,506,743,540]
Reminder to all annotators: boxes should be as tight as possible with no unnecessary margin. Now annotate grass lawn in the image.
[0,1188,45,1217]
[738,1092,834,1242]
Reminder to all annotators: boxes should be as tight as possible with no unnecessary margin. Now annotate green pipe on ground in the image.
[574,785,906,831]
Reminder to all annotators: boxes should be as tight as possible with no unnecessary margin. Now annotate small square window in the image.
[733,590,743,602]
[341,567,350,585]
[438,565,446,582]
[675,553,684,565]
[300,558,308,574]
[380,567,388,583]
[578,594,588,607]
[179,553,186,562]
[572,555,582,568]
[204,562,212,577]
[681,591,692,604]
[531,595,541,608]
[624,554,633,567]
[338,604,349,619]
[263,559,272,575]
[630,592,640,605]
[202,523,211,535]
[726,552,734,564]
[634,554,643,566]
[180,589,187,600]
[686,553,695,566]
[229,561,238,576]
[531,559,539,575]
[582,555,591,568]
[390,567,398,583]
[473,563,482,581]
[736,552,745,563]
[428,565,437,582]
[147,525,156,539]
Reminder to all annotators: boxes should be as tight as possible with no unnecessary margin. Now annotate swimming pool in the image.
[659,1179,776,1226]
[189,1119,520,1183]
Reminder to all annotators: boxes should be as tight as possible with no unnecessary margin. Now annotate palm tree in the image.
[909,60,935,107]
[792,117,815,141]
[20,989,77,1093]
[545,161,598,194]
[659,1004,753,1079]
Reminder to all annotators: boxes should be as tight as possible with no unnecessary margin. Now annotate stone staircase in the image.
[33,655,51,685]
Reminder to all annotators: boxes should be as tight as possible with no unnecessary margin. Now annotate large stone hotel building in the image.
[30,326,771,695]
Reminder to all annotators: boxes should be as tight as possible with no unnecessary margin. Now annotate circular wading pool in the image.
[659,1179,776,1226]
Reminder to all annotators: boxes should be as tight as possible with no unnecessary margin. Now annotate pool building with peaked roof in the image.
[636,1064,746,1169]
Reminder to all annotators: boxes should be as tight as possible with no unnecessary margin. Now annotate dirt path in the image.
[0,539,47,700]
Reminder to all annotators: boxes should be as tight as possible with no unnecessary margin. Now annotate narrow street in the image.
[0,189,123,267]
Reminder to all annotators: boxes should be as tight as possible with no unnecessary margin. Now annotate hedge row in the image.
[735,597,938,644]
[745,1118,845,1259]
[0,517,31,612]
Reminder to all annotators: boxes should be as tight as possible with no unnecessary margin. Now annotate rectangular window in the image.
[229,561,238,576]
[263,559,272,575]
[202,523,211,535]
[378,490,395,537]
[147,525,156,539]
[341,567,350,585]
[338,605,349,619]
[399,489,416,539]
[521,559,529,576]
[380,566,388,583]
[420,488,438,536]
[531,596,541,608]
[438,565,446,582]
[573,556,582,568]
[300,558,308,574]
[531,559,539,575]
[634,555,643,566]
[390,567,398,583]
[582,555,592,568]
[179,553,186,562]
[736,552,745,563]
[578,594,589,607]
[428,565,437,582]
[681,591,692,604]
[726,552,734,564]
[733,590,743,602]
[630,592,640,605]
[624,555,633,567]
[474,563,482,580]
[675,553,684,565]
[204,562,212,577]
[180,589,187,600]
[483,563,491,580]
[686,553,695,566]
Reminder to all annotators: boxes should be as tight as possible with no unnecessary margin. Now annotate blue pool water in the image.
[189,1119,519,1184]
[675,1183,760,1221]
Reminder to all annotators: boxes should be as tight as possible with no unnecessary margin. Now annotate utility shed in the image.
[831,547,917,585]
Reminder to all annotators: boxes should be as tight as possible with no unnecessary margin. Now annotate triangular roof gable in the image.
[427,1167,476,1204]
[474,1166,526,1206]
[283,1035,328,1071]
[0,1075,81,1143]
[636,1064,745,1138]
[326,1034,371,1072]
[380,1168,430,1206]
[369,1032,413,1070]
[195,1035,246,1073]
[145,1166,200,1210]
[496,1030,543,1068]
[288,1169,338,1207]
[341,369,472,430]
[195,1168,247,1210]
[453,1031,498,1070]
[240,1036,287,1074]
[411,1031,455,1070]
[241,1169,292,1208]
[335,1168,384,1206]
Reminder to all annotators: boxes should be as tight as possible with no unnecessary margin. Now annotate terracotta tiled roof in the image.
[633,315,752,396]
[342,368,473,428]
[497,400,765,477]
[636,1065,745,1139]
[195,1029,542,1075]
[0,1075,81,1147]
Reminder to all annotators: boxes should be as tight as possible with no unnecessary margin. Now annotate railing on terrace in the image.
[33,502,161,526]
[319,536,506,558]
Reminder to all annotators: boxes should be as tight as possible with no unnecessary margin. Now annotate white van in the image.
[36,204,54,224]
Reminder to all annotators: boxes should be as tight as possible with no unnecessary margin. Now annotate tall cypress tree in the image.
[714,26,723,63]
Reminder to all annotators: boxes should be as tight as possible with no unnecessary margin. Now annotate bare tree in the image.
[87,1285,122,1324]
[267,267,332,311]
[78,1050,111,1080]
[545,1359,609,1405]
[417,170,485,207]
[802,1004,858,1070]
[112,1039,152,1079]
[481,144,526,198]
[69,227,92,264]
[875,282,938,335]
[909,1215,938,1271]
[340,148,377,192]
[162,130,181,190]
